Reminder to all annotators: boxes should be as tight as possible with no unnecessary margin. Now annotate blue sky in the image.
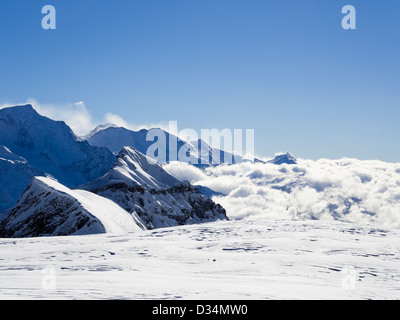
[0,0,399,161]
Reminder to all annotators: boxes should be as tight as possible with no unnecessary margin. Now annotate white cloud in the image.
[30,99,96,137]
[104,113,130,129]
[163,161,208,183]
[165,158,400,228]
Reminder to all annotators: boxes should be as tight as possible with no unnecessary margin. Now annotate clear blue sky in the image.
[0,0,399,161]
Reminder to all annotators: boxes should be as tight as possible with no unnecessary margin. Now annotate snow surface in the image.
[0,218,399,300]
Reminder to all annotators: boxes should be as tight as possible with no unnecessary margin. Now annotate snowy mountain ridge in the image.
[0,177,144,238]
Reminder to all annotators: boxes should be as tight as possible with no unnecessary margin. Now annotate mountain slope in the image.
[80,147,228,229]
[0,105,116,188]
[0,146,45,212]
[0,177,144,238]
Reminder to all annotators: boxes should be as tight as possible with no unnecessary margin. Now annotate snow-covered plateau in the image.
[0,218,399,300]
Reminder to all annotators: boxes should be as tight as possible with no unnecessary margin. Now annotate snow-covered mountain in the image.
[86,125,189,161]
[81,146,181,191]
[80,147,228,229]
[86,125,251,167]
[268,152,297,165]
[0,146,45,213]
[0,105,116,188]
[0,177,144,238]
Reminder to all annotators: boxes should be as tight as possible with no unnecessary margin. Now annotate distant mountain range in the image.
[85,124,255,167]
[0,104,296,238]
[85,124,295,167]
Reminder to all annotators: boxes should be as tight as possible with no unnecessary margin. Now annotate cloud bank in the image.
[164,159,400,228]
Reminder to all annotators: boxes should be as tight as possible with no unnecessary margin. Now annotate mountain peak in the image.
[84,123,121,140]
[118,145,137,156]
[118,146,156,163]
[16,103,34,109]
[0,104,36,115]
[269,152,297,165]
